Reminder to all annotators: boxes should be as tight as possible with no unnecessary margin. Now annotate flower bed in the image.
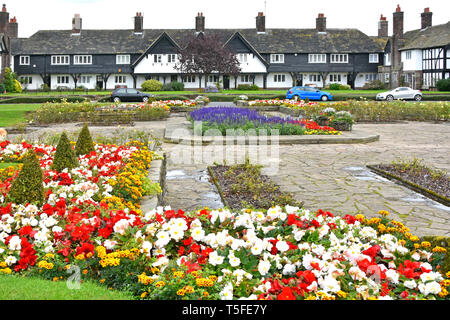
[248,99,318,110]
[189,107,340,136]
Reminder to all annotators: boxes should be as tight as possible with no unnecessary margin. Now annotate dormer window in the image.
[167,54,177,63]
[238,54,248,63]
[51,55,70,65]
[330,54,348,63]
[270,54,284,63]
[308,54,326,63]
[74,55,92,65]
[20,56,30,65]
[369,54,379,63]
[116,55,130,64]
[154,55,162,63]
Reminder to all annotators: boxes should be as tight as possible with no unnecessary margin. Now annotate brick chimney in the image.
[72,13,82,35]
[134,12,143,34]
[393,5,403,38]
[195,12,205,33]
[421,7,432,30]
[378,15,388,37]
[316,13,326,33]
[0,4,9,34]
[256,12,265,33]
[6,16,17,38]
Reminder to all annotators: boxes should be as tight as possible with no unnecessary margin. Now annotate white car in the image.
[376,87,423,102]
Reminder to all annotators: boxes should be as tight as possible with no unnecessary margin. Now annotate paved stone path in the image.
[10,117,450,237]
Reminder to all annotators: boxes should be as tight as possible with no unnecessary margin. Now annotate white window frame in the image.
[329,74,342,82]
[369,54,379,63]
[20,56,30,65]
[79,76,92,84]
[51,55,70,65]
[74,55,92,65]
[209,75,219,83]
[116,55,130,65]
[384,73,390,83]
[238,54,248,63]
[115,75,127,84]
[308,54,327,63]
[330,54,348,63]
[154,54,162,63]
[405,51,412,60]
[167,54,177,63]
[56,75,70,85]
[19,76,33,84]
[309,74,322,82]
[270,54,285,64]
[365,73,377,82]
[241,75,251,83]
[273,74,286,83]
[183,75,196,83]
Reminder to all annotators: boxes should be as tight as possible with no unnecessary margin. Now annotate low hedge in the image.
[0,96,88,104]
[304,100,450,122]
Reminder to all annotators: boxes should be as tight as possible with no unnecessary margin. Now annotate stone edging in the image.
[367,165,450,207]
[140,154,167,213]
[164,119,380,145]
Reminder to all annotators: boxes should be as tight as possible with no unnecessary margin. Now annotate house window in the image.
[365,74,377,81]
[167,54,177,63]
[238,54,248,63]
[115,75,127,84]
[79,76,91,84]
[270,54,284,63]
[183,75,196,83]
[384,53,391,66]
[273,74,286,82]
[384,73,390,83]
[309,74,321,82]
[20,56,30,65]
[329,74,342,82]
[308,54,327,63]
[209,75,219,83]
[241,75,251,83]
[116,55,130,64]
[154,55,162,63]
[405,51,412,60]
[330,54,348,63]
[56,76,70,84]
[369,54,379,63]
[74,55,92,65]
[51,55,70,65]
[19,76,33,84]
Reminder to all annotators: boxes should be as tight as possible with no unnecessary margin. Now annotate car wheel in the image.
[113,97,121,103]
[414,94,422,101]
[143,97,149,103]
[321,95,328,101]
[386,95,394,102]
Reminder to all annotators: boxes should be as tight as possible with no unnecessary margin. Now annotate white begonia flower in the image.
[258,260,271,276]
[404,280,417,289]
[104,240,117,250]
[219,283,233,300]
[5,255,17,266]
[282,263,296,275]
[191,228,205,241]
[155,231,171,248]
[418,281,441,296]
[208,251,224,266]
[229,255,241,267]
[294,230,306,242]
[385,269,400,284]
[113,219,130,235]
[420,272,443,283]
[276,240,289,253]
[318,276,341,293]
[8,236,21,251]
[251,240,264,255]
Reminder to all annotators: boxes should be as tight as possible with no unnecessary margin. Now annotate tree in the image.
[51,132,79,172]
[7,151,45,205]
[2,68,21,93]
[175,34,241,88]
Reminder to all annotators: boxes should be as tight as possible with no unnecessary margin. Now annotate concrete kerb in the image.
[140,153,167,213]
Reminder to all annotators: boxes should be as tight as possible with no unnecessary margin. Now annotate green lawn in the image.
[0,163,19,169]
[0,104,41,127]
[0,275,133,300]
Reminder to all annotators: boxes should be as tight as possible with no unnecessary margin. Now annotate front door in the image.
[223,76,230,90]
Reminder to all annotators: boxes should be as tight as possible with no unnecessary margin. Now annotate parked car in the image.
[286,86,333,101]
[110,88,154,103]
[376,87,423,101]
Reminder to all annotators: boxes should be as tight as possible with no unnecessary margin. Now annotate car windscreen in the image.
[127,89,138,94]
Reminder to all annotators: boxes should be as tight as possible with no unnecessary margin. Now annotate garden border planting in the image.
[367,165,450,207]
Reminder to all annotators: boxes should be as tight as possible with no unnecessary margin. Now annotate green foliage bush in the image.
[326,83,351,90]
[31,101,98,124]
[2,68,20,93]
[0,84,5,93]
[141,80,163,92]
[421,236,450,273]
[51,132,79,172]
[40,84,51,92]
[162,83,173,91]
[237,84,259,91]
[7,151,44,205]
[362,80,387,90]
[436,78,450,92]
[75,124,95,156]
[170,81,184,91]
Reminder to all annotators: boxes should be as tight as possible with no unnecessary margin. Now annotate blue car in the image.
[286,86,333,101]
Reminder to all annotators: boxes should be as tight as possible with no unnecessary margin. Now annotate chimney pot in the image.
[196,12,205,32]
[1,4,6,12]
[396,5,401,12]
[72,13,82,34]
[393,5,404,38]
[378,14,388,37]
[424,7,430,13]
[134,12,144,34]
[421,7,432,29]
[256,12,265,33]
[316,13,326,32]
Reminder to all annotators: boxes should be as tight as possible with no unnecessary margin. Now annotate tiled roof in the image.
[11,27,383,55]
[400,21,450,50]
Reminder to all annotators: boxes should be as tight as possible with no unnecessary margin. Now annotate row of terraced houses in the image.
[0,4,449,91]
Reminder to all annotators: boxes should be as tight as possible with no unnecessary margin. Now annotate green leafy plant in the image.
[7,151,45,205]
[436,78,450,92]
[51,131,79,172]
[75,123,95,156]
[141,80,163,92]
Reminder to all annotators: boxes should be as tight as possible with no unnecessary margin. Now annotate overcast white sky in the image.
[6,0,450,38]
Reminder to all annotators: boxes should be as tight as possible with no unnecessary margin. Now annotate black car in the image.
[110,88,154,103]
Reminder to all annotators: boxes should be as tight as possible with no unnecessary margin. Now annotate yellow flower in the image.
[421,241,431,248]
[414,244,420,249]
[176,289,186,296]
[337,290,347,298]
[140,292,148,299]
[378,210,389,216]
[446,271,450,279]
[432,246,447,253]
[409,236,420,242]
[0,262,7,268]
[0,268,12,274]
[155,281,166,288]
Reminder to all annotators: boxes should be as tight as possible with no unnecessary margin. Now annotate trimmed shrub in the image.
[362,80,387,90]
[141,80,163,91]
[0,84,5,93]
[436,78,450,92]
[75,123,95,156]
[51,132,79,172]
[162,83,173,91]
[2,68,18,93]
[326,83,351,90]
[7,151,44,205]
[171,81,184,91]
[40,84,51,92]
[237,84,259,91]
